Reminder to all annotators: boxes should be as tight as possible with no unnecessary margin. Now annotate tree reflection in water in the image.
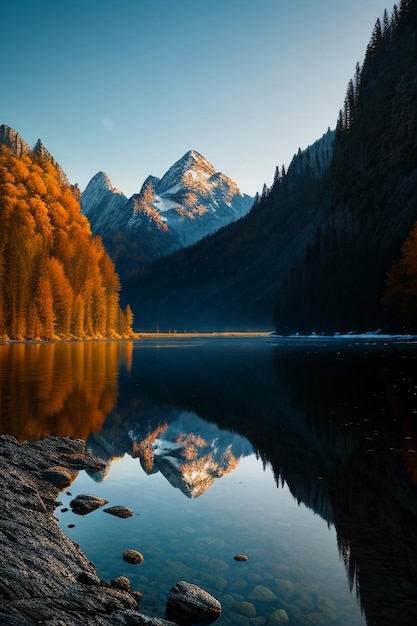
[2,337,417,624]
[0,341,133,440]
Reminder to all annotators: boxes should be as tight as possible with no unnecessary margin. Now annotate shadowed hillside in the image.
[124,1,417,334]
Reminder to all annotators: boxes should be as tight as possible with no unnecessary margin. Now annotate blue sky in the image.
[2,0,391,197]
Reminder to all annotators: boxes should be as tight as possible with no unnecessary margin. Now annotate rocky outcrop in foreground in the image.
[0,435,181,625]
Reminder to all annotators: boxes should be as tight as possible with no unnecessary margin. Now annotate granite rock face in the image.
[0,435,175,626]
[0,124,80,197]
[0,124,31,157]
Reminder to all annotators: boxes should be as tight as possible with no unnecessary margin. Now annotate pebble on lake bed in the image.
[123,549,144,564]
[233,554,249,561]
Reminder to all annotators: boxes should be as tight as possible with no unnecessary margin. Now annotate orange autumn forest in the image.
[0,143,134,340]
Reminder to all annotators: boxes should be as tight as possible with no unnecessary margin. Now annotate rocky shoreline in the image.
[0,435,180,625]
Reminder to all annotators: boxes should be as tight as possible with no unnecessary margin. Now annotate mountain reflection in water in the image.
[81,337,417,625]
[128,412,252,498]
[2,336,417,624]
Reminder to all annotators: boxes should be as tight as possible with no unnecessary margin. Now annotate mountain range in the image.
[81,150,254,271]
[2,2,416,336]
[122,2,417,333]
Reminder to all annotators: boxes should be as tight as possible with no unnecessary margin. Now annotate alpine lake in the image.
[2,335,417,625]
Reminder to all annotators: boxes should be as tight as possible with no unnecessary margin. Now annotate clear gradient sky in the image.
[2,0,391,197]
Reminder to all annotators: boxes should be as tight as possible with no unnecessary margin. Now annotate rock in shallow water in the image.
[104,505,134,518]
[165,580,221,625]
[248,585,278,602]
[236,601,256,617]
[69,494,108,515]
[268,609,290,624]
[123,549,144,564]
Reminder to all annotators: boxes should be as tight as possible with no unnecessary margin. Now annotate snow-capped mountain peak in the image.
[81,150,254,261]
[81,171,129,234]
[157,150,216,195]
[85,171,125,196]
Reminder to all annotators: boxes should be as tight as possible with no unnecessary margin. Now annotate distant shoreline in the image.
[136,331,273,339]
[3,331,417,345]
[0,331,273,345]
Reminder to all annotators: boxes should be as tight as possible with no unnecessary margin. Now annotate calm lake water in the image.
[2,336,417,625]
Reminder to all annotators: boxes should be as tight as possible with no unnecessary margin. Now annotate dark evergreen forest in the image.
[124,0,417,334]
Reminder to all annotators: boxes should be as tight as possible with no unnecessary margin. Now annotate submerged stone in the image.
[233,554,249,561]
[235,601,256,617]
[165,580,221,625]
[268,609,290,624]
[248,585,278,602]
[69,494,108,515]
[274,578,295,597]
[123,548,144,564]
[317,595,337,619]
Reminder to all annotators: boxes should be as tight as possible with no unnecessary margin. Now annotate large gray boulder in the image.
[165,580,221,625]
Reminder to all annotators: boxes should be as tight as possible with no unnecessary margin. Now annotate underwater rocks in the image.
[123,549,145,564]
[248,585,279,602]
[233,554,249,562]
[165,580,221,624]
[0,434,178,625]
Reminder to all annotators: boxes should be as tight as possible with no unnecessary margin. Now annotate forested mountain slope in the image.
[125,1,417,334]
[0,128,134,340]
[274,0,417,333]
[124,129,334,331]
